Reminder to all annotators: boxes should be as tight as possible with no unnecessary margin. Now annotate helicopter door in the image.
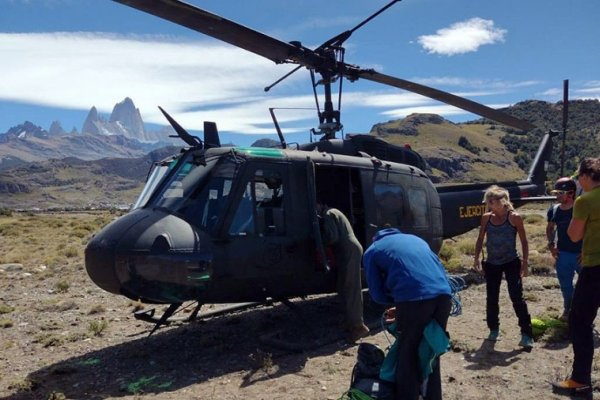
[222,165,297,284]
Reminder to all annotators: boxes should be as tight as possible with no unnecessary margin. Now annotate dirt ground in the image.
[2,257,600,400]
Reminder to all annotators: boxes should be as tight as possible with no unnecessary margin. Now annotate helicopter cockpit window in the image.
[132,160,173,210]
[408,187,428,227]
[374,184,405,228]
[149,154,240,231]
[228,169,285,236]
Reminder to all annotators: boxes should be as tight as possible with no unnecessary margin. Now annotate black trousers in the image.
[483,258,533,336]
[395,295,452,400]
[570,265,600,385]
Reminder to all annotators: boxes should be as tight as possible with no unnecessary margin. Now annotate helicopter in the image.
[85,0,557,330]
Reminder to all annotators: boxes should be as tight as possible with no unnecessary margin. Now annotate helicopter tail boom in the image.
[437,130,556,238]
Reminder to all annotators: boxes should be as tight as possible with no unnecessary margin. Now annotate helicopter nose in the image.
[85,210,150,295]
[85,235,119,294]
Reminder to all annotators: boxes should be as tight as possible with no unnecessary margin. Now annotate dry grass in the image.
[0,211,118,270]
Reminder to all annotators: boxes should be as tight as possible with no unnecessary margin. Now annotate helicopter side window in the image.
[229,169,285,236]
[374,183,405,228]
[228,184,255,235]
[408,187,429,227]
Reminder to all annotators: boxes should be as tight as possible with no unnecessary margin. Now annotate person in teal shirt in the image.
[553,157,600,396]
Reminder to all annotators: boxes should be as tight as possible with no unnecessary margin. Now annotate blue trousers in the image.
[483,258,533,337]
[570,265,600,385]
[555,250,581,312]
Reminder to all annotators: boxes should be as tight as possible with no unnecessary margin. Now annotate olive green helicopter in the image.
[85,0,557,332]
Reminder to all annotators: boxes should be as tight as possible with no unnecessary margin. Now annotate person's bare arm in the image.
[567,218,586,243]
[473,214,490,273]
[512,212,529,277]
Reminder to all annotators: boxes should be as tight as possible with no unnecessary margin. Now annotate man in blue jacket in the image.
[363,227,451,400]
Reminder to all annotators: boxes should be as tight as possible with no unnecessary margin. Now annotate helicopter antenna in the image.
[268,107,287,149]
[560,79,569,176]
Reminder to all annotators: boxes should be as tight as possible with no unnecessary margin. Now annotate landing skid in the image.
[134,301,262,336]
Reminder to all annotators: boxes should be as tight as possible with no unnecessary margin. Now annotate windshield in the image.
[148,152,242,231]
[132,159,177,210]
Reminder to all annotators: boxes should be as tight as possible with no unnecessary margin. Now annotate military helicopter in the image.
[85,0,556,329]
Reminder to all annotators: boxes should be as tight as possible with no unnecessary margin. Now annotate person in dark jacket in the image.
[363,227,451,400]
[546,177,582,320]
[318,203,369,343]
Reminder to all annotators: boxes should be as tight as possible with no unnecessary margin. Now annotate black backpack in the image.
[348,343,395,400]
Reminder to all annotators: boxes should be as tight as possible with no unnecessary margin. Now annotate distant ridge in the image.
[0,98,599,210]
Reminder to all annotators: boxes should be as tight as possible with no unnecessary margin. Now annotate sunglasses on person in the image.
[551,190,573,195]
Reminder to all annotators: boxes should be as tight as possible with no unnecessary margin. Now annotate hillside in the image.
[371,99,600,182]
[0,147,179,210]
[370,114,524,182]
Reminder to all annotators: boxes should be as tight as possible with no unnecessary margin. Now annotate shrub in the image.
[443,258,464,273]
[457,240,476,256]
[0,319,14,328]
[88,305,106,315]
[63,246,79,258]
[458,136,481,155]
[54,280,70,293]
[523,214,545,225]
[88,319,108,336]
[438,243,455,261]
[0,303,15,314]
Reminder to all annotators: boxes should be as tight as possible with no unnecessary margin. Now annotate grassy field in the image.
[0,210,120,271]
[0,203,554,279]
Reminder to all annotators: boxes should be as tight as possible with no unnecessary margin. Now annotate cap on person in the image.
[551,177,576,194]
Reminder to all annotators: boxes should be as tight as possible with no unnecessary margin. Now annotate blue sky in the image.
[1,0,599,146]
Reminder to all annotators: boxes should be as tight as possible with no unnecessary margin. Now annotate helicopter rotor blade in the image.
[158,106,202,147]
[113,0,301,64]
[353,69,536,131]
[114,0,537,131]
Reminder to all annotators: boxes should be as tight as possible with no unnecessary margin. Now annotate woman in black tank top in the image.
[473,185,533,349]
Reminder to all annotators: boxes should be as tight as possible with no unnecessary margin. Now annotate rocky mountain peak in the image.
[82,106,103,135]
[81,98,149,141]
[109,97,147,141]
[49,120,66,136]
[1,121,48,142]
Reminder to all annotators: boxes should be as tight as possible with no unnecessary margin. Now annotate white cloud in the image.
[0,31,540,135]
[0,32,312,133]
[417,18,506,56]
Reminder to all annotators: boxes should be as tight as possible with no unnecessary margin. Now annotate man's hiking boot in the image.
[347,324,370,343]
[519,334,534,351]
[559,310,569,322]
[552,379,592,396]
[487,330,499,341]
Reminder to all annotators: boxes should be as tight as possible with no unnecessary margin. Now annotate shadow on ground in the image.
[2,294,385,400]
